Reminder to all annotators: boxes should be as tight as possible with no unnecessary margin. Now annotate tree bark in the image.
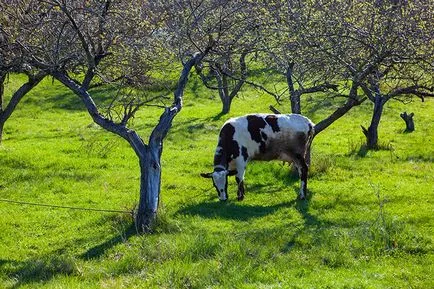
[362,95,385,149]
[135,145,161,232]
[400,112,414,132]
[221,96,232,114]
[215,68,231,115]
[290,91,301,114]
[286,63,302,114]
[134,54,206,233]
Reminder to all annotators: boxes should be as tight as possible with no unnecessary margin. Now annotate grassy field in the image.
[0,74,433,288]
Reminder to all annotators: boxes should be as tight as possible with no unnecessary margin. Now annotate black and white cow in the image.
[201,114,314,201]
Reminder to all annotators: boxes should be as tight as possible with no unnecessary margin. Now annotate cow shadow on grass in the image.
[181,171,306,221]
[177,199,297,221]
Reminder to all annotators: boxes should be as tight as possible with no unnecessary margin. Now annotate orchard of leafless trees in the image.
[1,0,433,232]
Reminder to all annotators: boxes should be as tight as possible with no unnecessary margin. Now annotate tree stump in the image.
[400,112,414,132]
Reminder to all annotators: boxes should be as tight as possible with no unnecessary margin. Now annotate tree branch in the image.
[385,85,434,102]
[314,83,366,136]
[51,70,130,141]
[0,72,46,122]
[300,82,339,94]
[269,105,282,114]
[149,52,207,148]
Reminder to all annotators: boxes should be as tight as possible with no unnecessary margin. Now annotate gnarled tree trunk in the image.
[400,112,414,132]
[135,145,161,231]
[362,95,385,149]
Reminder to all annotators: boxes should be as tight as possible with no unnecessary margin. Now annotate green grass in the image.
[0,74,433,288]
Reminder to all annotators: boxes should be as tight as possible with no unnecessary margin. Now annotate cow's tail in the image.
[305,122,315,166]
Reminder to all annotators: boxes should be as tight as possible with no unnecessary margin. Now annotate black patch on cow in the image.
[213,144,225,168]
[241,146,248,162]
[247,115,267,153]
[265,115,280,132]
[215,123,239,167]
[247,115,266,143]
[214,166,226,172]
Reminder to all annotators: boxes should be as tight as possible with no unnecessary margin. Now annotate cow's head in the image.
[201,169,237,201]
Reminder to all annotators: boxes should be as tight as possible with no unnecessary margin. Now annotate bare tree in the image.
[6,0,210,232]
[355,1,434,148]
[167,0,273,115]
[291,0,433,147]
[262,1,340,115]
[263,0,369,136]
[0,15,46,143]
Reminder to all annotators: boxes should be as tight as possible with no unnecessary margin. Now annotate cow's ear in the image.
[227,170,238,176]
[200,172,213,178]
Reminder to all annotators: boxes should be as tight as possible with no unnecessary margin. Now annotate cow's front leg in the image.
[235,176,245,201]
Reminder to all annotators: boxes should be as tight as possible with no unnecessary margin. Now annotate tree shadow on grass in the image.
[281,189,361,255]
[80,222,136,260]
[39,86,119,111]
[0,256,77,289]
[1,220,136,288]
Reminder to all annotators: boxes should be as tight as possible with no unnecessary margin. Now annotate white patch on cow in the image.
[277,114,313,136]
[231,117,261,158]
[212,170,228,201]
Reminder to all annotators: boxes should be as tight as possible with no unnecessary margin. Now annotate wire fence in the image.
[0,198,133,215]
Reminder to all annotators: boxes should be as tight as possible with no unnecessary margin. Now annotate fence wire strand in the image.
[0,198,133,215]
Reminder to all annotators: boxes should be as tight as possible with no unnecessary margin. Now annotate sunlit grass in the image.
[0,74,433,288]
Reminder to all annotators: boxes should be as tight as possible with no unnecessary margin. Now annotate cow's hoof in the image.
[237,195,244,201]
[298,195,306,200]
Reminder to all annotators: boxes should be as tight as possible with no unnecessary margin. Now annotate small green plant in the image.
[366,184,400,254]
[310,153,334,176]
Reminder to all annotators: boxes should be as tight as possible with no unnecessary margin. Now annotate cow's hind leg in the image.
[293,154,308,200]
[235,160,247,201]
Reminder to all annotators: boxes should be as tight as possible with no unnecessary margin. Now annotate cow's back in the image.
[225,114,314,162]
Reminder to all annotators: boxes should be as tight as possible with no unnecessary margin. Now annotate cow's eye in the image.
[220,189,224,192]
